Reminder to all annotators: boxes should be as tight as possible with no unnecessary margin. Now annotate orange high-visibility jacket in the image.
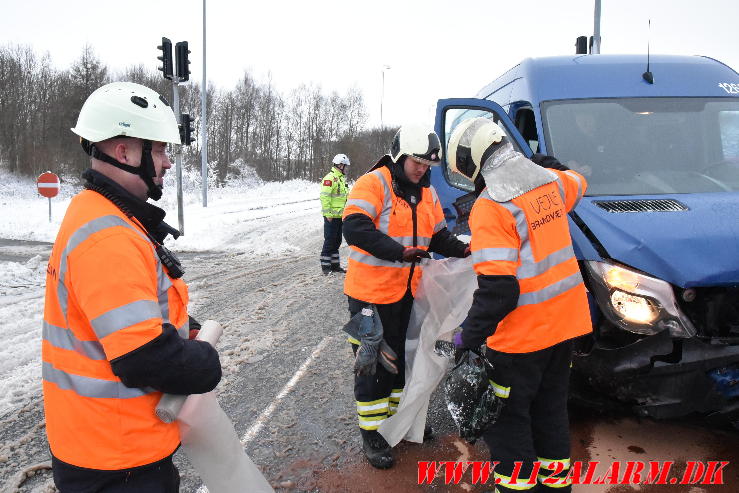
[469,169,592,353]
[343,166,446,304]
[42,190,189,470]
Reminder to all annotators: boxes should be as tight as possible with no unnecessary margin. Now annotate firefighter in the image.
[448,117,591,492]
[343,124,470,469]
[320,153,351,274]
[42,81,221,492]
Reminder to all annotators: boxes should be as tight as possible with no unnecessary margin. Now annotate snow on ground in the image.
[0,164,324,420]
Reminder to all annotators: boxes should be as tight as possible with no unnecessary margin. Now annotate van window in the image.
[720,111,739,158]
[442,107,524,191]
[542,98,739,195]
[514,107,539,153]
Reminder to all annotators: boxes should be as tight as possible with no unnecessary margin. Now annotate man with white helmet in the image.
[319,153,351,274]
[342,124,470,469]
[42,82,221,491]
[448,117,590,492]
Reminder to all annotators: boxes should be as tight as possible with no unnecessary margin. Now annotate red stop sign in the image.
[37,172,60,198]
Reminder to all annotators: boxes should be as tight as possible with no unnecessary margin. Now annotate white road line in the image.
[240,335,332,446]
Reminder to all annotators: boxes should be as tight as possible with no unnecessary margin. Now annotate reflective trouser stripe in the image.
[357,397,390,428]
[357,398,389,415]
[42,361,153,399]
[388,388,403,415]
[358,415,386,430]
[489,379,510,399]
[537,475,572,488]
[493,472,536,490]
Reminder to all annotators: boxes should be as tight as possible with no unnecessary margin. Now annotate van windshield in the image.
[541,98,739,195]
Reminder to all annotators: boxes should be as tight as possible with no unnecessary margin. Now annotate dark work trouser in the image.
[321,217,343,271]
[483,339,574,492]
[348,291,413,439]
[52,453,180,493]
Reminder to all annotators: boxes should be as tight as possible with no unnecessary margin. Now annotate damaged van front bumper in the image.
[573,330,739,421]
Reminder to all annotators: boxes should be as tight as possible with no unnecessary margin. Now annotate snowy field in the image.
[0,165,323,422]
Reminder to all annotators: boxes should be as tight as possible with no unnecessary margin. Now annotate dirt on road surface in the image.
[1,226,738,492]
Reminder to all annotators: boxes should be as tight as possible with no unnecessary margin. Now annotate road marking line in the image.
[241,335,332,445]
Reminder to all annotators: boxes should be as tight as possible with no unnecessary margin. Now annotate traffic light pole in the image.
[201,0,208,207]
[172,77,185,236]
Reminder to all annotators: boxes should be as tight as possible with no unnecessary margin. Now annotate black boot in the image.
[423,424,434,441]
[361,430,394,469]
[321,266,331,275]
[331,264,346,273]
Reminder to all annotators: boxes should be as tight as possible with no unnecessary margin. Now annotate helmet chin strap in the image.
[82,139,163,201]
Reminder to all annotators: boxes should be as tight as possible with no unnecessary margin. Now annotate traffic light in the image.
[180,113,196,146]
[175,41,191,82]
[157,37,173,80]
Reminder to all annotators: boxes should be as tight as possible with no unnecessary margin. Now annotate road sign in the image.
[37,172,60,198]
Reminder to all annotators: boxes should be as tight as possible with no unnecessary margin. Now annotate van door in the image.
[433,98,531,234]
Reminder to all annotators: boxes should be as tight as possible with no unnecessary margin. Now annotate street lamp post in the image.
[380,65,391,128]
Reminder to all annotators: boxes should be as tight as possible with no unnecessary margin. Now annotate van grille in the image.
[593,199,689,213]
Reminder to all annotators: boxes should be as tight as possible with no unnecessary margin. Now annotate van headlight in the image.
[585,261,696,337]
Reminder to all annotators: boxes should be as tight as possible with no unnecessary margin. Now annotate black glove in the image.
[531,153,569,171]
[402,247,431,262]
[188,315,202,340]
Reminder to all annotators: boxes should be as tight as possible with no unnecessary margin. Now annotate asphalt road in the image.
[1,234,738,492]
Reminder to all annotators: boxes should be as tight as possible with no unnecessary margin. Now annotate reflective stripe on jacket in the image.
[320,167,348,218]
[343,166,446,304]
[42,190,184,470]
[469,169,591,353]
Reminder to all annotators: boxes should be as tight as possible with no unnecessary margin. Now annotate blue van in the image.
[433,54,739,422]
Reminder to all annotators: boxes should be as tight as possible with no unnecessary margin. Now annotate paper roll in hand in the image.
[156,320,223,423]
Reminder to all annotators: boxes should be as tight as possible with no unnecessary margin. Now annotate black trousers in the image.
[52,453,180,493]
[483,339,573,492]
[348,291,413,438]
[320,217,343,270]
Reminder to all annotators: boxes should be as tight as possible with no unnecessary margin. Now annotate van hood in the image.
[574,193,739,287]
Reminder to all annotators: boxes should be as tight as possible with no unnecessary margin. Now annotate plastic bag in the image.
[378,257,478,446]
[444,350,502,444]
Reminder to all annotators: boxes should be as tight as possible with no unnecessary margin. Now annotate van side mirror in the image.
[575,36,588,55]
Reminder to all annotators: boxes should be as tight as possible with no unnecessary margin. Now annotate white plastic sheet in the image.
[156,320,273,492]
[178,392,274,493]
[378,257,478,446]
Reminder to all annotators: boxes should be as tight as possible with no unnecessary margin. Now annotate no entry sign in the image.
[37,172,60,198]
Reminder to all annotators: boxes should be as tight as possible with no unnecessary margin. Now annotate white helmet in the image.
[447,117,506,181]
[332,153,350,166]
[390,124,442,165]
[71,81,181,145]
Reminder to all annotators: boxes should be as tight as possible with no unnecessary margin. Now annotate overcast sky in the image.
[2,0,738,127]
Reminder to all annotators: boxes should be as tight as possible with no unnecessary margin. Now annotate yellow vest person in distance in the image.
[320,153,350,274]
